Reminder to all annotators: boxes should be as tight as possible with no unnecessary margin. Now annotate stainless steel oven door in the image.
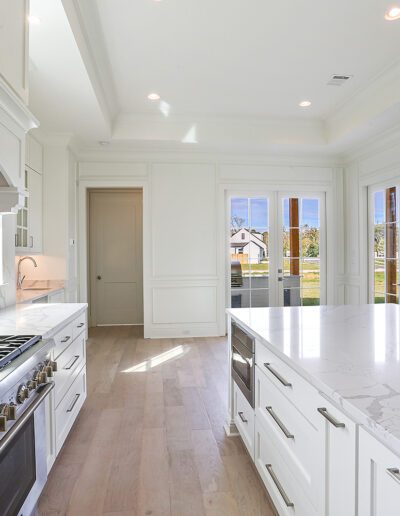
[231,325,255,408]
[0,383,53,516]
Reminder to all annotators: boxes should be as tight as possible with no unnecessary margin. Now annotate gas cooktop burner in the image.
[0,335,41,369]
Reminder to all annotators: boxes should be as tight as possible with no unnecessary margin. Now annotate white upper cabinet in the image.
[16,136,43,253]
[26,134,43,174]
[0,0,29,103]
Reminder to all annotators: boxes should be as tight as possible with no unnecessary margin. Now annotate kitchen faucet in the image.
[17,256,38,289]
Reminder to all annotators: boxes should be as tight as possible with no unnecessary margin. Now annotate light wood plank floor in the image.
[38,326,277,516]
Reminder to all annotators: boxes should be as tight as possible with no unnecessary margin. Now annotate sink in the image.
[22,287,52,291]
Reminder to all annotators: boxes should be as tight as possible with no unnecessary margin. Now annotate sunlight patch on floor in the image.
[121,345,189,372]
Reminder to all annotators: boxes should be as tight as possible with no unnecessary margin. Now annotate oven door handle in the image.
[0,382,54,457]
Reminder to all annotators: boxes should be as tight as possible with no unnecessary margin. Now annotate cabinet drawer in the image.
[255,366,324,512]
[233,382,254,458]
[53,322,74,359]
[255,340,321,427]
[54,334,86,407]
[359,427,400,516]
[72,312,87,341]
[255,418,317,516]
[55,364,86,454]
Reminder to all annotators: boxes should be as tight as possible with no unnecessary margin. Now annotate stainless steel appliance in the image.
[0,335,56,516]
[231,321,255,408]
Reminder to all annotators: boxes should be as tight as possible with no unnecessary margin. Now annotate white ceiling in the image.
[28,0,109,141]
[27,0,400,153]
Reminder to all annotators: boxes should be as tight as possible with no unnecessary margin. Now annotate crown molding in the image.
[0,77,39,132]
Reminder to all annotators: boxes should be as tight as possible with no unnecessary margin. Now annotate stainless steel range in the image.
[0,335,56,516]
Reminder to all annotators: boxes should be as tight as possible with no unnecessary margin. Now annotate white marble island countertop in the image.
[228,304,400,456]
[0,302,87,339]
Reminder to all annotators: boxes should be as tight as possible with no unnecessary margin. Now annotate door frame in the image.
[88,188,144,326]
[78,179,149,330]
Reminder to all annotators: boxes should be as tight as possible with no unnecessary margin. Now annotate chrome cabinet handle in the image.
[64,355,80,370]
[317,407,345,428]
[266,406,294,439]
[61,336,71,343]
[265,464,294,508]
[238,411,248,423]
[387,468,400,484]
[29,236,33,248]
[67,393,81,413]
[264,363,292,387]
[77,322,84,328]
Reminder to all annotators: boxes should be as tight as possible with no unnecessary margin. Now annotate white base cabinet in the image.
[45,310,87,472]
[359,427,400,516]
[233,382,254,458]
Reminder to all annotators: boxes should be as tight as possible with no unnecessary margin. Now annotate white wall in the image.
[343,127,400,305]
[78,153,344,338]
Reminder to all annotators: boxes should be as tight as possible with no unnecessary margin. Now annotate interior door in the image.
[89,190,143,325]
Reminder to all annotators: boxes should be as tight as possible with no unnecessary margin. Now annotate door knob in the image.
[97,275,102,280]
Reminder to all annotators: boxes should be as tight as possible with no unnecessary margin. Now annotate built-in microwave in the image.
[231,321,255,408]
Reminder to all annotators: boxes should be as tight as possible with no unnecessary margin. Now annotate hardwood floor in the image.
[38,326,277,516]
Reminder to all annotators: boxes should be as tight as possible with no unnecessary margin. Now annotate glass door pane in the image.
[280,196,322,306]
[371,187,399,304]
[230,197,270,308]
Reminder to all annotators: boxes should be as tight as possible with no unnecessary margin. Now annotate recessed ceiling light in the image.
[28,15,41,25]
[299,100,312,107]
[385,6,400,20]
[148,93,160,101]
[98,141,110,146]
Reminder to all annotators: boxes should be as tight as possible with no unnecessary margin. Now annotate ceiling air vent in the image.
[327,75,353,86]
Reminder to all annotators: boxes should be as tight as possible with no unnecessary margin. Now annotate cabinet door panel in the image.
[27,168,43,253]
[359,427,400,516]
[317,397,356,516]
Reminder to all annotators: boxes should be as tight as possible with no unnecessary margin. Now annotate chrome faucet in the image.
[17,256,38,289]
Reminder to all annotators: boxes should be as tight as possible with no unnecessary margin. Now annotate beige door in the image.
[89,190,143,325]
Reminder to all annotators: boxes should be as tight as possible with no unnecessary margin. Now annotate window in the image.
[371,187,398,304]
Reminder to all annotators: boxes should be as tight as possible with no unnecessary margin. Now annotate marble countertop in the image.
[16,280,65,304]
[0,302,87,339]
[228,304,400,456]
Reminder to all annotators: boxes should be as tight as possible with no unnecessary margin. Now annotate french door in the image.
[368,184,399,304]
[229,191,326,308]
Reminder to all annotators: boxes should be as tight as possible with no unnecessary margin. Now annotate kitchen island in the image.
[227,304,400,516]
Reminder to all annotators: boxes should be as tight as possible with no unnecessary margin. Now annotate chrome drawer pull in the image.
[64,355,80,370]
[77,322,84,328]
[238,411,248,423]
[266,406,294,439]
[67,393,81,413]
[265,464,294,508]
[61,336,71,343]
[317,407,345,428]
[387,468,400,484]
[264,363,292,387]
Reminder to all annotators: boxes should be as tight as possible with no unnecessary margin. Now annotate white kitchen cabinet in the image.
[316,397,357,516]
[233,382,254,458]
[26,134,43,174]
[359,427,400,516]
[16,167,43,253]
[0,0,29,103]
